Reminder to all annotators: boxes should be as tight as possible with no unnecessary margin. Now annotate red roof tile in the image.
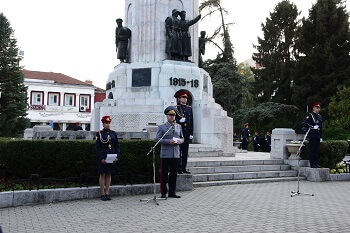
[22,69,93,86]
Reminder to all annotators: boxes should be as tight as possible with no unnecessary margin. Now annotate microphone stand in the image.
[291,127,314,197]
[140,124,174,205]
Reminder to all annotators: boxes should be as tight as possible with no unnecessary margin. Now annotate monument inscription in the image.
[132,68,152,87]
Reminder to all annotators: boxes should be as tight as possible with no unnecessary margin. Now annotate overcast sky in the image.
[1,0,349,89]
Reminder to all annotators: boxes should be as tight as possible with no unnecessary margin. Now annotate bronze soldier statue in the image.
[179,11,201,61]
[115,18,131,63]
[165,9,181,60]
[198,31,206,68]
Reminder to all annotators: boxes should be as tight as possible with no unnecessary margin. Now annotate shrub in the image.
[0,140,160,183]
[300,140,348,168]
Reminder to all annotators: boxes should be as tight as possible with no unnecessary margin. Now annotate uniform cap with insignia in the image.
[116,18,123,23]
[101,116,112,123]
[164,106,176,115]
[312,102,321,108]
[176,91,189,99]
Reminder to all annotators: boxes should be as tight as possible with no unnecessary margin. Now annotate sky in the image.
[1,0,349,89]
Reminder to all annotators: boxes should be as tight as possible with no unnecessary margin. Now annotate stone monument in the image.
[92,0,234,153]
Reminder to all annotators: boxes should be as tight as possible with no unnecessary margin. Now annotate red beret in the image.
[101,116,111,123]
[312,102,321,108]
[176,91,189,98]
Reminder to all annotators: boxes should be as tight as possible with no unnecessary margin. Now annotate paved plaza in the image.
[1,181,350,233]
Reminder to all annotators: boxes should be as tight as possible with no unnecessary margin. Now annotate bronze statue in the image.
[165,9,181,60]
[115,18,131,63]
[199,31,206,68]
[179,11,201,61]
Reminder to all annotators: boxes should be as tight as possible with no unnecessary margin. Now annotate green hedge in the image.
[300,140,348,168]
[0,140,160,182]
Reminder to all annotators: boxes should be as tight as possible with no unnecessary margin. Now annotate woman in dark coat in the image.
[95,116,120,201]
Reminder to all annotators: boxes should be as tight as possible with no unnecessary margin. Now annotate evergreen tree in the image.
[0,13,29,137]
[293,0,350,109]
[252,0,299,105]
[200,0,241,116]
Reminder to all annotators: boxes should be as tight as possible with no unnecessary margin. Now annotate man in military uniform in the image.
[264,131,271,152]
[303,102,323,168]
[253,131,260,152]
[175,92,193,174]
[156,106,184,198]
[241,123,250,150]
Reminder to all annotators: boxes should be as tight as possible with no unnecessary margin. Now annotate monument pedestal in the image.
[92,61,234,153]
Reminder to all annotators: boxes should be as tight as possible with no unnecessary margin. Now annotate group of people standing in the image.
[95,92,194,200]
[238,123,271,152]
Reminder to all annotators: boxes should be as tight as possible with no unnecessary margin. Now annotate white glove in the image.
[313,125,319,129]
[180,117,186,123]
[189,135,193,140]
[320,138,323,142]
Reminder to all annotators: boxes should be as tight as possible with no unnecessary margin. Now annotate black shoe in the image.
[177,171,183,174]
[168,194,181,198]
[161,194,166,198]
[183,171,191,174]
[101,195,107,201]
[310,165,317,168]
[316,165,323,168]
[105,194,112,201]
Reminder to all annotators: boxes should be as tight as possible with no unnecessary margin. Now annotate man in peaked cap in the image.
[165,9,181,60]
[303,102,323,168]
[175,91,194,174]
[115,18,131,63]
[157,106,184,198]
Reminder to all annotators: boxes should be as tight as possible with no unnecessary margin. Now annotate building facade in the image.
[23,70,104,131]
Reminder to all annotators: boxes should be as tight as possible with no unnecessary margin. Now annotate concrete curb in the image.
[0,174,192,208]
[330,173,350,181]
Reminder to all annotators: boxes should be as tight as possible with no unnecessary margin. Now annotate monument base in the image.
[92,60,234,153]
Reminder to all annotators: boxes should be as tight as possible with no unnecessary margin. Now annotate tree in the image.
[200,0,241,116]
[323,86,350,139]
[0,13,29,137]
[293,0,350,110]
[252,0,299,105]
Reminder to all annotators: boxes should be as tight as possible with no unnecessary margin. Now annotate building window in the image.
[80,95,89,108]
[65,94,75,106]
[49,93,59,106]
[32,92,43,105]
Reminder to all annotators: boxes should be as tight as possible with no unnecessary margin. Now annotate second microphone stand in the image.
[291,127,314,197]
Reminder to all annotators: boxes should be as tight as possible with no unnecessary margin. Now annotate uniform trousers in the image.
[178,136,190,172]
[309,137,320,167]
[161,158,178,195]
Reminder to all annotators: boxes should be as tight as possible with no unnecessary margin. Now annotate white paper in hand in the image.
[106,154,118,163]
[173,137,179,143]
[313,125,319,129]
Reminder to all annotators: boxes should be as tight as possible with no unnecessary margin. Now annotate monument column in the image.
[124,0,200,64]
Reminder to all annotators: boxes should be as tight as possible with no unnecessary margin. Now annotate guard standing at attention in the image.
[157,106,184,198]
[96,116,120,201]
[241,123,250,150]
[175,91,194,174]
[303,102,323,168]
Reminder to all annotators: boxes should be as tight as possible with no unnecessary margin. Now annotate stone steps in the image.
[193,177,306,187]
[193,170,298,182]
[189,164,291,174]
[187,156,301,187]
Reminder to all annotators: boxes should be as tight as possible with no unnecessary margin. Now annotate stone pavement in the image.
[1,181,350,233]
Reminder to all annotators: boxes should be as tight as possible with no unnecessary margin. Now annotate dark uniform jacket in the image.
[302,112,323,139]
[175,104,193,137]
[95,128,120,162]
[241,128,250,141]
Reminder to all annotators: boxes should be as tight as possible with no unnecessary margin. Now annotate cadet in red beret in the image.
[303,102,323,168]
[175,91,193,174]
[95,116,120,201]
